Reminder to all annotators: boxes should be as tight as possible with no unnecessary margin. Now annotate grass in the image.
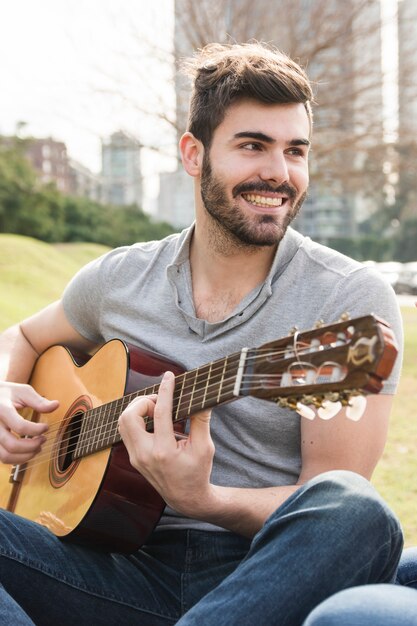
[0,234,109,327]
[1,234,416,545]
[373,306,417,547]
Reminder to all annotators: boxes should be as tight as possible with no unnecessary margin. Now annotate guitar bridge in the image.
[9,463,26,484]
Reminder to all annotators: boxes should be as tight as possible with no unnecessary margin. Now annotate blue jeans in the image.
[302,547,417,626]
[0,471,402,626]
[302,585,417,626]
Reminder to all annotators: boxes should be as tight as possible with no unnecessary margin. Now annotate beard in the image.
[200,152,307,247]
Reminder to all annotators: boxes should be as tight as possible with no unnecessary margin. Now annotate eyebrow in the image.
[233,131,310,147]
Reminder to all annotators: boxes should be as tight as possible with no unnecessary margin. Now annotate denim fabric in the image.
[397,547,417,588]
[302,585,417,626]
[0,471,403,626]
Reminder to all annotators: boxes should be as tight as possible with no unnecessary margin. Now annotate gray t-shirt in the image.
[62,225,403,531]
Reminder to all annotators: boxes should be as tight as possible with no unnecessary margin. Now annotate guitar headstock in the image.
[239,314,398,420]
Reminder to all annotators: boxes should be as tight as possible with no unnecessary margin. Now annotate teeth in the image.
[243,194,283,207]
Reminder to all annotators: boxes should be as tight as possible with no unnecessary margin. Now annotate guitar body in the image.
[0,340,184,553]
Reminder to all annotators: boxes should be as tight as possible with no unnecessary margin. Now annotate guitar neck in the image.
[74,351,243,459]
[72,314,398,461]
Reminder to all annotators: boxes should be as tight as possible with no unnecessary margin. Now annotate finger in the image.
[0,403,49,437]
[118,396,156,440]
[127,394,157,409]
[0,446,44,465]
[0,382,58,436]
[0,429,46,457]
[153,371,176,440]
[8,383,59,414]
[188,408,213,453]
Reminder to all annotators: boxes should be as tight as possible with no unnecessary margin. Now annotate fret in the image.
[75,411,90,459]
[91,407,101,452]
[202,362,212,408]
[188,368,199,414]
[74,353,242,460]
[102,402,112,448]
[97,404,105,449]
[174,375,186,422]
[217,356,228,404]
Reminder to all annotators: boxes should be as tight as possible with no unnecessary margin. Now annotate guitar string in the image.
[19,339,347,470]
[28,336,330,442]
[23,343,299,443]
[15,337,350,470]
[20,361,348,472]
[22,368,281,468]
[20,369,301,470]
[25,337,327,448]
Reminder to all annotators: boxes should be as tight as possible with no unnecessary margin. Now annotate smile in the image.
[241,193,285,208]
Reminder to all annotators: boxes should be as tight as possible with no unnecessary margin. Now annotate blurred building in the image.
[0,134,103,201]
[397,0,417,218]
[25,137,71,193]
[101,131,143,207]
[157,0,385,238]
[398,0,417,137]
[68,159,102,202]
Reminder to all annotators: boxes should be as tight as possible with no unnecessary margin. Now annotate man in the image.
[0,43,404,625]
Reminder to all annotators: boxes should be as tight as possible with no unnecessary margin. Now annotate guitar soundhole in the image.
[49,395,92,488]
[58,411,83,472]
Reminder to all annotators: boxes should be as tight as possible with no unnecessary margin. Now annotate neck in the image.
[191,213,278,290]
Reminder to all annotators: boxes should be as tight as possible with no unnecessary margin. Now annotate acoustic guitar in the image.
[0,314,397,552]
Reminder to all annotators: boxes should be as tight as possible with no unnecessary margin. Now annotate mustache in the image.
[232,181,297,200]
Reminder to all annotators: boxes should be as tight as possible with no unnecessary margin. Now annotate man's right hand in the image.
[0,381,59,464]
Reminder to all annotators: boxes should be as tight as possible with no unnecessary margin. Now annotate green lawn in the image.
[373,306,417,547]
[1,234,416,545]
[0,234,109,327]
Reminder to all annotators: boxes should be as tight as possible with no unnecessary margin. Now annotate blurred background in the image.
[0,0,416,544]
[0,0,416,267]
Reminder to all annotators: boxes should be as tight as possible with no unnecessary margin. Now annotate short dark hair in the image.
[182,42,314,149]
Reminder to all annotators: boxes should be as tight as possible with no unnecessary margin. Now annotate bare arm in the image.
[0,300,98,464]
[119,372,392,538]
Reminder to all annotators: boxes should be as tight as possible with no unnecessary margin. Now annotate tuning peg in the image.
[296,402,316,420]
[317,400,342,420]
[346,395,367,421]
[314,319,325,328]
[289,326,298,335]
[339,312,350,322]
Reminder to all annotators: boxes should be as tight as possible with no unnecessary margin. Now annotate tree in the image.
[97,0,406,240]
[0,142,175,247]
[0,144,66,241]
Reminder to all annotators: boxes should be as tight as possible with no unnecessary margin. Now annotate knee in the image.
[304,470,400,533]
[303,585,417,626]
[397,547,417,588]
[264,470,402,555]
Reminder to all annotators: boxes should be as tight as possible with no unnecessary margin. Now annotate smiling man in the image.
[0,42,405,625]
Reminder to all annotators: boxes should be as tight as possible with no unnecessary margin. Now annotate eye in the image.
[241,142,263,151]
[286,147,304,156]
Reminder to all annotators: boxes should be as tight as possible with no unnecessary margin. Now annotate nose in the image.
[259,151,289,186]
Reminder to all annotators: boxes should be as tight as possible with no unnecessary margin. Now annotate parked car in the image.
[373,261,404,293]
[396,262,417,295]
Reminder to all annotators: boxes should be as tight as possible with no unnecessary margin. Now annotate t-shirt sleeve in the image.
[62,246,129,344]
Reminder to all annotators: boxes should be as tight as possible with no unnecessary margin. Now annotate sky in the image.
[0,0,175,210]
[0,0,398,210]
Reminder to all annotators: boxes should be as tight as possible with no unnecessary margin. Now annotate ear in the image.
[179,132,204,177]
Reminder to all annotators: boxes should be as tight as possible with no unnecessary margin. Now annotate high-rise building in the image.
[158,0,385,238]
[101,131,143,207]
[397,0,417,219]
[398,0,417,137]
[68,159,102,203]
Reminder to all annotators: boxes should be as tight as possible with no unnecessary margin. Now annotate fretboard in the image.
[73,350,243,459]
